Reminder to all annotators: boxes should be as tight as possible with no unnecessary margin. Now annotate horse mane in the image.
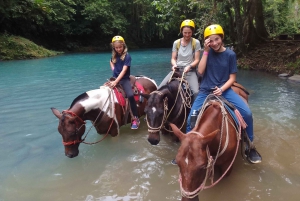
[69,92,89,108]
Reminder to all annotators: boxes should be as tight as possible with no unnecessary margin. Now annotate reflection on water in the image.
[1,50,300,201]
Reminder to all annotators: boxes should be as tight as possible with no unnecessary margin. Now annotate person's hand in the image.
[172,65,178,71]
[184,65,191,73]
[106,81,117,88]
[203,38,211,52]
[211,86,223,96]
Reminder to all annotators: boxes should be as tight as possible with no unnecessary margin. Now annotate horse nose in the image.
[148,138,159,145]
[65,150,79,158]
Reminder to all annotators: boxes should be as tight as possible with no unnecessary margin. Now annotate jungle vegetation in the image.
[0,0,299,57]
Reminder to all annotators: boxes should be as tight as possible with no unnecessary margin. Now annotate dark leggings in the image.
[119,79,138,117]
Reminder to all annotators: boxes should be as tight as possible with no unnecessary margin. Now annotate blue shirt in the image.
[113,53,131,80]
[200,48,237,94]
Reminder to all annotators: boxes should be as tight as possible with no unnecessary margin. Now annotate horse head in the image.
[169,122,220,200]
[51,108,86,158]
[144,89,169,145]
[144,78,191,145]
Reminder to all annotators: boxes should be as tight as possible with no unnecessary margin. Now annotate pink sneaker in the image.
[131,117,140,129]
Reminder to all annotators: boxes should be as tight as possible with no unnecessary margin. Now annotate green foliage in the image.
[0,34,62,60]
[264,0,300,37]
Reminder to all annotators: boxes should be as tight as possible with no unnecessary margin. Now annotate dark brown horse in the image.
[51,75,157,158]
[169,84,249,201]
[142,77,192,145]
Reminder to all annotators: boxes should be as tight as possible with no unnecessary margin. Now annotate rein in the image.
[178,96,243,199]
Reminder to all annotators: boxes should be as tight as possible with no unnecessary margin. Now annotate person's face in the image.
[113,42,124,54]
[182,27,193,41]
[207,34,223,52]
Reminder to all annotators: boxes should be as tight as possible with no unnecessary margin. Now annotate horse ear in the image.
[51,107,62,119]
[141,93,150,100]
[169,123,186,141]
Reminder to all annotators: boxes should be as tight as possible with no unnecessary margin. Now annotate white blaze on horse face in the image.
[185,156,189,165]
[151,107,157,114]
[80,86,118,119]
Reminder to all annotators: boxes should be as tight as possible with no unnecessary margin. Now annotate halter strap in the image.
[62,110,86,124]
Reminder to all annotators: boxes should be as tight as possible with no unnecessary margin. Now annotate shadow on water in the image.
[0,50,300,201]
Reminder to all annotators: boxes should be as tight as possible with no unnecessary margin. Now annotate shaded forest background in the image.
[1,0,300,74]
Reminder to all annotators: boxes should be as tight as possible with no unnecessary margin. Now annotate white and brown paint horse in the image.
[51,75,157,158]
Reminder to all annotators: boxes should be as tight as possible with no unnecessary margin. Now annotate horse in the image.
[169,83,249,201]
[51,75,157,158]
[142,76,192,145]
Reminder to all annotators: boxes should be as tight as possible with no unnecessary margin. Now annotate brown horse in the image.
[143,77,192,145]
[169,83,249,201]
[51,75,157,158]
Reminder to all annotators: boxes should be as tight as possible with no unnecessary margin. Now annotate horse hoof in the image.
[245,148,262,164]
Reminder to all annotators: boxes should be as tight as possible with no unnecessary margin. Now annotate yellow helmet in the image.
[180,19,195,31]
[112,35,125,43]
[204,24,224,39]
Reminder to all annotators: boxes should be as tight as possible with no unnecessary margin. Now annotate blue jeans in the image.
[186,88,254,141]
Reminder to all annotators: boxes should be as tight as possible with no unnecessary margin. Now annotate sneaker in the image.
[171,159,177,165]
[245,148,262,164]
[131,117,140,129]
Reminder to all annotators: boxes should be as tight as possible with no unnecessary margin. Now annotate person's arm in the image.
[198,38,211,75]
[213,73,236,96]
[110,60,114,71]
[171,51,178,71]
[109,65,128,88]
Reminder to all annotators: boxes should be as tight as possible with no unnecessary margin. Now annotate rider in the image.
[186,24,262,164]
[108,35,140,129]
[158,19,201,102]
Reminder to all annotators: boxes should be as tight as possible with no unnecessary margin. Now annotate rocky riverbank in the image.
[237,40,300,82]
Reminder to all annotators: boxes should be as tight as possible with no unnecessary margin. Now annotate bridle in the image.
[61,110,86,146]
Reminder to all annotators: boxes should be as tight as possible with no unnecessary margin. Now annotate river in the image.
[0,49,300,201]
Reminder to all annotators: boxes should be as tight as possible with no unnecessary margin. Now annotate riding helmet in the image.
[204,24,224,39]
[112,36,125,43]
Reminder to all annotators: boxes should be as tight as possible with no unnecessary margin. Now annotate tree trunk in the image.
[243,0,268,45]
[231,0,246,54]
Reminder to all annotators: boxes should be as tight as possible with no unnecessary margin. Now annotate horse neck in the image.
[68,103,86,119]
[198,102,223,133]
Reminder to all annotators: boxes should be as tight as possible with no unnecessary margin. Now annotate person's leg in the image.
[186,92,207,132]
[223,88,261,163]
[120,79,140,129]
[222,89,253,140]
[185,70,199,103]
[158,71,173,89]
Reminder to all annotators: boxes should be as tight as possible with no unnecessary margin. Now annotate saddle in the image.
[104,76,145,124]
